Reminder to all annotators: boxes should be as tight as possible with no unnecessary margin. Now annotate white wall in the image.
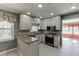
[41,16,61,30]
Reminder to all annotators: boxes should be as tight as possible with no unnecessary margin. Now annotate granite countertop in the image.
[16,30,61,44]
[18,36,38,44]
[28,30,61,36]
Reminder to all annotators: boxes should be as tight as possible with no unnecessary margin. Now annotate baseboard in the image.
[0,48,17,55]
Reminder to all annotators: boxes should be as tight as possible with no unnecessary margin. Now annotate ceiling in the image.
[0,3,79,18]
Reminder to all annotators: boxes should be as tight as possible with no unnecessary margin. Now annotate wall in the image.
[62,13,79,20]
[41,16,61,30]
[0,39,17,52]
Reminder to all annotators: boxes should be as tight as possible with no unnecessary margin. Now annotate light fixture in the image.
[38,4,43,8]
[27,12,31,15]
[70,6,76,9]
[50,13,54,15]
[40,16,43,18]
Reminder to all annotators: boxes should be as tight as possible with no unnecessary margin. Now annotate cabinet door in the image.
[41,34,45,43]
[17,39,39,56]
[41,20,48,30]
[35,34,45,43]
[35,34,42,43]
[19,15,32,30]
[54,35,61,48]
[17,39,29,56]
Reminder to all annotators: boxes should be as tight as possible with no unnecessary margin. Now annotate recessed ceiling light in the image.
[70,6,76,9]
[50,13,54,15]
[38,4,42,8]
[27,12,31,15]
[40,16,43,18]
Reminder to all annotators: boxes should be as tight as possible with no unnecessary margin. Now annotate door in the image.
[62,18,79,48]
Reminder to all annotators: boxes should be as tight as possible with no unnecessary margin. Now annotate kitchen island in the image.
[16,30,61,56]
[17,35,39,56]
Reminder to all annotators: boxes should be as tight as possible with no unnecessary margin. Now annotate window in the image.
[0,21,14,42]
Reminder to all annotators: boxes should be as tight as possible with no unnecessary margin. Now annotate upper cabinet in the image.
[41,19,50,30]
[41,16,61,30]
[19,15,32,30]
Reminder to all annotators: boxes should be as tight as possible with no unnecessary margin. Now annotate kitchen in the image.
[0,3,79,56]
[17,14,61,56]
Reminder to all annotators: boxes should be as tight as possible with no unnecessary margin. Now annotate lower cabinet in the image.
[35,34,45,43]
[17,39,39,56]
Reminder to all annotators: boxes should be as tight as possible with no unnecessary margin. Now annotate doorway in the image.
[62,17,79,52]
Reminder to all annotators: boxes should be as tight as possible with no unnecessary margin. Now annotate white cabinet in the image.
[19,15,32,30]
[41,16,61,30]
[17,39,39,56]
[17,39,27,55]
[41,34,45,43]
[54,35,61,48]
[35,34,45,43]
[41,19,49,30]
